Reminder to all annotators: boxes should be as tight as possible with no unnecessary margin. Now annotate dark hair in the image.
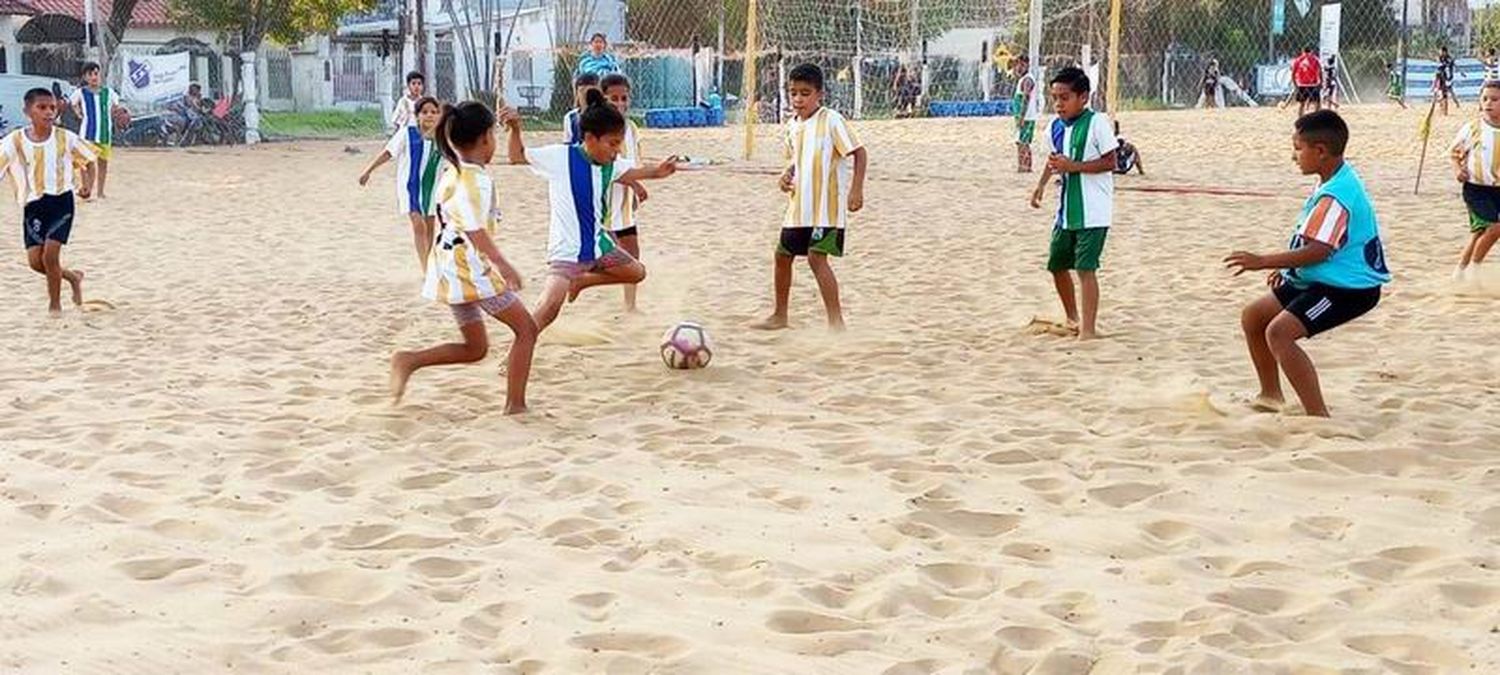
[435,101,496,169]
[578,87,625,138]
[188,82,202,94]
[1295,109,1349,156]
[788,63,825,91]
[80,62,100,76]
[574,72,601,89]
[590,32,607,42]
[600,73,631,93]
[406,71,426,85]
[414,95,441,115]
[1303,46,1313,54]
[1049,66,1090,94]
[24,87,53,106]
[1484,81,1500,95]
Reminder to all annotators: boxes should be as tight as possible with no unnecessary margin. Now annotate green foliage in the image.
[168,0,378,52]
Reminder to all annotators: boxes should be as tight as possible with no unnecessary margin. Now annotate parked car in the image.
[0,73,74,131]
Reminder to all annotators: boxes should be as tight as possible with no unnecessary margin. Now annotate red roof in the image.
[6,0,175,27]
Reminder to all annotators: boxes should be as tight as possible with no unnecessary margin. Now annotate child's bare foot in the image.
[504,402,529,415]
[750,315,789,330]
[47,306,62,317]
[69,270,84,306]
[1076,330,1099,341]
[828,317,846,332]
[389,352,417,403]
[1249,394,1284,413]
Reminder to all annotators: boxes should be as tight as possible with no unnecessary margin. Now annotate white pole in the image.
[716,0,725,93]
[82,0,99,63]
[1028,0,1042,118]
[242,51,261,144]
[853,0,863,119]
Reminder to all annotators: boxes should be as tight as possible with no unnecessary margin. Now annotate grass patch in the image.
[261,109,385,139]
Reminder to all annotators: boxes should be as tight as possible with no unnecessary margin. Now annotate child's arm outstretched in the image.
[500,107,529,165]
[848,146,868,212]
[469,228,524,291]
[1224,242,1333,288]
[617,157,680,183]
[358,150,394,186]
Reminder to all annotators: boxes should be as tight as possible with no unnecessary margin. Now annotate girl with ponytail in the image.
[390,100,538,414]
[497,88,680,333]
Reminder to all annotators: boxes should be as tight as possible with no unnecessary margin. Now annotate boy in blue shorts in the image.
[1225,110,1389,418]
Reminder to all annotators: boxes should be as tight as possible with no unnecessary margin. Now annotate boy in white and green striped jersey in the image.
[1029,66,1117,341]
[68,62,123,199]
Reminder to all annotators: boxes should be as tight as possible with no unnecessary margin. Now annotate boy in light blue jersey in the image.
[1225,111,1390,418]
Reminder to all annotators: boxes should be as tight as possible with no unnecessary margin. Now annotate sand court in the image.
[2,105,1498,673]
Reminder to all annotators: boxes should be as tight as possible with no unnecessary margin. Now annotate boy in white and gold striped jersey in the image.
[753,63,868,331]
[1450,81,1500,278]
[2,87,97,314]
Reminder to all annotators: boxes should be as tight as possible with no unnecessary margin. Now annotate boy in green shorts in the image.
[1029,66,1117,340]
[1012,55,1037,173]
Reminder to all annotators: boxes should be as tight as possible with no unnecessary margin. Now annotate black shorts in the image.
[1295,86,1321,103]
[1463,183,1500,225]
[1274,282,1381,338]
[22,192,75,249]
[613,226,638,239]
[777,227,845,257]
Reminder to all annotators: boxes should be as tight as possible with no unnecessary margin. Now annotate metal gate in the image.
[331,40,381,104]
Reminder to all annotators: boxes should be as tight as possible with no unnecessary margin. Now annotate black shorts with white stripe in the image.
[1273,281,1381,338]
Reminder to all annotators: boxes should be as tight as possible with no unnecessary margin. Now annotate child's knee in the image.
[464,342,489,362]
[1264,316,1305,347]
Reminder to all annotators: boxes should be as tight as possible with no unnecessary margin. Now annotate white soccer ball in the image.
[660,321,713,370]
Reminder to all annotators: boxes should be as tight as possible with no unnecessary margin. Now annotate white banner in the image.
[1320,3,1342,59]
[121,52,191,104]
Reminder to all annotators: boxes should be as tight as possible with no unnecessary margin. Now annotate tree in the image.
[167,0,378,53]
[105,0,143,54]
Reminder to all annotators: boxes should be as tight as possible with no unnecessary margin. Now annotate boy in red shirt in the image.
[1292,47,1323,116]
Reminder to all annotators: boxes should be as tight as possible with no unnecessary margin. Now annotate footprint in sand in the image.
[459,602,519,641]
[1207,586,1299,616]
[881,660,946,675]
[1343,634,1469,669]
[1041,591,1098,625]
[906,509,1022,538]
[569,591,618,622]
[995,625,1061,651]
[1086,482,1168,508]
[80,299,116,312]
[765,609,866,634]
[1438,582,1500,608]
[114,557,205,581]
[1140,520,1195,545]
[303,627,427,655]
[409,557,480,582]
[1001,542,1055,564]
[568,632,689,660]
[917,562,998,597]
[280,568,389,603]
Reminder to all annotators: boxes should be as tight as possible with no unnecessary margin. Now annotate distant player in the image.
[390,71,426,130]
[68,62,122,199]
[1450,81,1500,278]
[562,72,601,144]
[1322,54,1341,111]
[1012,55,1038,173]
[600,73,648,311]
[1029,67,1117,341]
[1386,61,1407,109]
[3,88,97,314]
[1291,47,1323,116]
[1486,48,1500,83]
[1113,120,1143,175]
[389,101,537,413]
[752,63,868,331]
[1225,111,1388,418]
[359,96,444,270]
[500,90,679,333]
[1436,46,1459,116]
